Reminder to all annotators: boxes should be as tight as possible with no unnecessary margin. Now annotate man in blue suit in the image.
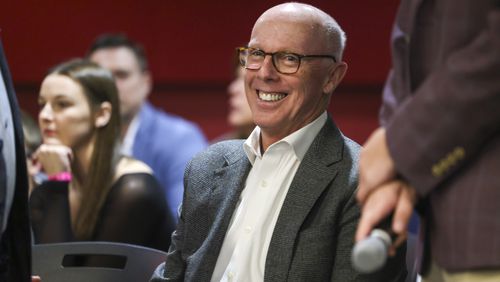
[0,36,32,281]
[87,34,208,221]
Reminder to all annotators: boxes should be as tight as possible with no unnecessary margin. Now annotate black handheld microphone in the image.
[351,228,395,273]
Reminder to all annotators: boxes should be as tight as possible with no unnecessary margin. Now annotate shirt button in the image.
[244,226,252,233]
[228,272,234,281]
[261,180,267,188]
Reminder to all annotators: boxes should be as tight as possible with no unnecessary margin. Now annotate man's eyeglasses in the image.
[237,47,337,74]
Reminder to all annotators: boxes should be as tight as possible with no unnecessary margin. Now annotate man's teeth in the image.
[258,91,286,101]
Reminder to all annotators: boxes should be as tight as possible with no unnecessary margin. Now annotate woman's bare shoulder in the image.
[114,156,153,181]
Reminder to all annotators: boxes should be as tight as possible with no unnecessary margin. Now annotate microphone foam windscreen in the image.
[351,236,388,273]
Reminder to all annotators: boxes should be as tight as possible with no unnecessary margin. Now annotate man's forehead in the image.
[252,8,323,37]
[249,18,324,52]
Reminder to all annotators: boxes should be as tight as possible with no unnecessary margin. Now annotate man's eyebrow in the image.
[113,70,130,74]
[112,70,131,77]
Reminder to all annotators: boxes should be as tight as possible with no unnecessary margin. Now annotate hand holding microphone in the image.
[354,180,417,273]
[357,132,417,274]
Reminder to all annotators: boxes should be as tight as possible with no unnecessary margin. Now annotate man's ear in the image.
[323,62,348,94]
[95,101,112,128]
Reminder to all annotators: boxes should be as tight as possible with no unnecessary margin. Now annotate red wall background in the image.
[0,0,399,143]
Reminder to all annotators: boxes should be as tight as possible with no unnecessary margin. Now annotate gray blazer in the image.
[152,117,406,281]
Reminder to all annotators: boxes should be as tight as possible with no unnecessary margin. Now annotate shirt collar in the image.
[120,112,141,156]
[243,126,261,165]
[243,111,327,164]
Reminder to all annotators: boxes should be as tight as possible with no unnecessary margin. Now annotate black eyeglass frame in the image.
[237,47,337,74]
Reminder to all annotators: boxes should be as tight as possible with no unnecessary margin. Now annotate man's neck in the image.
[120,123,130,141]
[120,113,136,140]
[120,104,144,140]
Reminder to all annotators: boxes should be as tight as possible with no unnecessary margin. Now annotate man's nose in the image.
[257,56,280,80]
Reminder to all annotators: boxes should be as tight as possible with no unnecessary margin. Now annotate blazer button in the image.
[454,146,465,159]
[432,163,444,177]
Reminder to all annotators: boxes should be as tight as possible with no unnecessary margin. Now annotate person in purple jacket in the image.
[356,1,500,281]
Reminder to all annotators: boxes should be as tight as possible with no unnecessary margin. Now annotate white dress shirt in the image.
[211,112,327,282]
[0,67,16,232]
[120,113,140,156]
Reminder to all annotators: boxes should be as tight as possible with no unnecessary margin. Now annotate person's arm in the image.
[160,206,186,281]
[29,181,73,243]
[151,159,194,282]
[331,189,364,281]
[149,214,186,282]
[385,6,500,197]
[94,173,175,251]
[357,4,500,241]
[356,128,418,241]
[356,179,416,251]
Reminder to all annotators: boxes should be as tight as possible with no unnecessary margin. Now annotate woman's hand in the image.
[33,144,73,176]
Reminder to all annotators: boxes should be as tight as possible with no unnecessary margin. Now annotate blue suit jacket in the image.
[0,37,31,282]
[133,102,207,221]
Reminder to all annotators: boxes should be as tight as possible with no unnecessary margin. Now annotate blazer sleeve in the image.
[157,160,194,281]
[150,209,186,282]
[384,5,500,196]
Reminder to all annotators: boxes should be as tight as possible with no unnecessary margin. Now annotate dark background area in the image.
[0,0,399,143]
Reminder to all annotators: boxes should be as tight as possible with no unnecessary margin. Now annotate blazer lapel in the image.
[198,145,252,276]
[264,117,345,281]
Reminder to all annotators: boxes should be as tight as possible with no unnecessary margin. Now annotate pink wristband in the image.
[47,172,72,182]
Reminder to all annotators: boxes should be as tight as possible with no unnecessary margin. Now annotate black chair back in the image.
[33,242,167,282]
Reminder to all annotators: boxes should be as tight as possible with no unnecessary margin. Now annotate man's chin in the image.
[120,112,134,124]
[120,106,140,124]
